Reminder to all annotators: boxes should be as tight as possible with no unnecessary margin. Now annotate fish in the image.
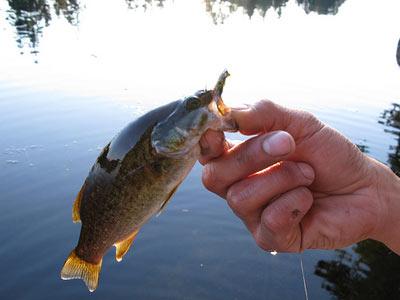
[60,71,237,292]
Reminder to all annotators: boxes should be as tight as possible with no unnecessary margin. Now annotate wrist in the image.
[370,159,400,254]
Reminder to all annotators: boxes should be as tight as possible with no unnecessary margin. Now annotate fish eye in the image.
[185,97,202,111]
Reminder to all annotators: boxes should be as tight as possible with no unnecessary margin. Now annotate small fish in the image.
[60,71,236,292]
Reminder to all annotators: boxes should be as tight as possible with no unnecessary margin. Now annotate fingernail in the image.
[262,131,293,157]
[297,163,314,181]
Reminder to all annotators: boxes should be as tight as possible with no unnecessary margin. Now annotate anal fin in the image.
[114,229,139,262]
[72,183,86,223]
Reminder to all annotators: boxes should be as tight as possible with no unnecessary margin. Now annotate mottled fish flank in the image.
[60,71,236,292]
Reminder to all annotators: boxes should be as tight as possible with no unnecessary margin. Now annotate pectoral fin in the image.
[156,184,180,217]
[114,229,139,262]
[72,183,86,223]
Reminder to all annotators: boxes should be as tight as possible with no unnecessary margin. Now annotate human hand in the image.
[200,100,400,254]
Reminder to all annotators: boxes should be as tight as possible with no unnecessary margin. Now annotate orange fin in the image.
[156,184,180,217]
[60,249,102,292]
[114,229,139,262]
[72,183,86,223]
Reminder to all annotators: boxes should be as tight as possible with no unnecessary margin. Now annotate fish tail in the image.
[60,249,102,292]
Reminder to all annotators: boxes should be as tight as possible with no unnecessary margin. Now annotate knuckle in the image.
[226,187,240,210]
[234,143,254,168]
[254,233,271,251]
[256,99,275,111]
[272,161,298,183]
[226,185,250,216]
[254,230,285,252]
[292,186,312,202]
[304,111,319,125]
[261,209,282,234]
[295,109,318,124]
[252,100,275,118]
[202,163,219,192]
[272,161,312,186]
[297,110,324,133]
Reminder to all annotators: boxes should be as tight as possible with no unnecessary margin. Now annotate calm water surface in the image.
[0,0,400,299]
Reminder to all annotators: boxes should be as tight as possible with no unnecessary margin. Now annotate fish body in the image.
[61,71,235,291]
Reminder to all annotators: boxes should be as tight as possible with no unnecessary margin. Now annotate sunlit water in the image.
[0,0,399,299]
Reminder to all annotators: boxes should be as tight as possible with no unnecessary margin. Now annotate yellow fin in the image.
[72,183,86,223]
[156,184,180,217]
[60,249,102,292]
[114,229,139,262]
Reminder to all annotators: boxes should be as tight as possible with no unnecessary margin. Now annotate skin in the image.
[200,100,400,254]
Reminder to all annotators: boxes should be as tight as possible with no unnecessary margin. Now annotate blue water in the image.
[0,0,399,299]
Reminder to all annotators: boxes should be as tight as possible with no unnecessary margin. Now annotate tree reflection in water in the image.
[297,0,346,15]
[379,103,400,175]
[6,0,52,55]
[5,0,348,56]
[54,0,80,25]
[315,103,400,300]
[205,0,346,24]
[6,0,80,58]
[125,0,164,10]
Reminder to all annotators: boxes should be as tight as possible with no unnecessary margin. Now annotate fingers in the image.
[225,161,314,245]
[202,131,296,197]
[232,100,324,142]
[199,130,233,165]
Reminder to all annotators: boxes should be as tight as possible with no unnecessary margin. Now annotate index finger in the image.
[232,100,324,142]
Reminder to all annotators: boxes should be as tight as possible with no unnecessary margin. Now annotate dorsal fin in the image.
[114,229,140,262]
[72,183,86,223]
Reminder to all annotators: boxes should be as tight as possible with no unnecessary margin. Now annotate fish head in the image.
[151,89,237,158]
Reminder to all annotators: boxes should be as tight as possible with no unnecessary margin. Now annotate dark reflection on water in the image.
[315,103,400,300]
[205,0,290,23]
[205,0,346,24]
[53,0,80,25]
[126,0,164,10]
[379,103,400,175]
[297,0,345,15]
[315,240,400,300]
[6,0,52,55]
[5,0,347,57]
[6,0,79,58]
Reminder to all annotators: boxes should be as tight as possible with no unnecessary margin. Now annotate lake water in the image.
[0,0,400,299]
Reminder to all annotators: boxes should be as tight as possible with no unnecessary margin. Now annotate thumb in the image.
[231,100,323,141]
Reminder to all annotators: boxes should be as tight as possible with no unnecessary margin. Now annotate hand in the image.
[200,100,400,254]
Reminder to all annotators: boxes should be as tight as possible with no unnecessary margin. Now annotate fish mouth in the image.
[221,115,238,132]
[152,139,190,158]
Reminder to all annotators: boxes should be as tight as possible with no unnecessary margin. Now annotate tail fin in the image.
[60,249,102,292]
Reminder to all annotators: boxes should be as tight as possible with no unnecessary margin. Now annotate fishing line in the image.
[300,253,309,300]
[299,223,309,300]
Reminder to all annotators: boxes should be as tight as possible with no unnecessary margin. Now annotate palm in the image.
[292,125,380,249]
